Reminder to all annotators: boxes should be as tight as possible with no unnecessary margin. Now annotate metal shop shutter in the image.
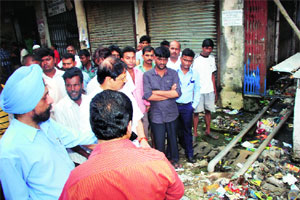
[146,0,217,56]
[86,1,136,53]
[47,9,80,55]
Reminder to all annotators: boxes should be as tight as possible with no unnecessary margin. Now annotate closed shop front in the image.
[85,1,136,53]
[47,0,80,54]
[146,0,217,56]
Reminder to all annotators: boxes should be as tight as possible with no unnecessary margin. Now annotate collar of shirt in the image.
[43,68,64,79]
[64,94,86,108]
[177,66,193,75]
[154,67,168,76]
[90,139,134,158]
[80,62,96,72]
[12,118,51,143]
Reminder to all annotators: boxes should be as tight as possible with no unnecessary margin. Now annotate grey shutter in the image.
[86,1,136,53]
[146,0,217,56]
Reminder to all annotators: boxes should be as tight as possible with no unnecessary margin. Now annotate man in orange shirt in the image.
[59,90,184,200]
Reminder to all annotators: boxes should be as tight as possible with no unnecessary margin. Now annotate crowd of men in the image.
[0,36,217,199]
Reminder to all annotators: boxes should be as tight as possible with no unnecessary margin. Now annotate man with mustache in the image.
[54,67,94,163]
[136,46,155,73]
[36,48,67,114]
[0,64,96,200]
[167,40,181,70]
[86,56,150,148]
[121,46,150,140]
[143,46,182,168]
[61,53,90,91]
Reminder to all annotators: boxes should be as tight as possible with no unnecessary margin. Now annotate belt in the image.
[176,102,191,106]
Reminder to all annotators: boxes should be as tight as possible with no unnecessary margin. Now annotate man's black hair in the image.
[63,67,83,83]
[142,46,154,55]
[160,40,170,47]
[154,46,170,58]
[121,46,135,58]
[92,47,111,63]
[78,49,90,57]
[139,35,151,43]
[97,56,126,84]
[62,53,75,61]
[66,44,75,49]
[35,48,54,61]
[202,39,214,48]
[90,90,133,140]
[52,44,58,49]
[108,45,121,55]
[182,48,195,58]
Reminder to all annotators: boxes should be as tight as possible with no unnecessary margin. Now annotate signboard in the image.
[222,10,243,26]
[47,0,66,17]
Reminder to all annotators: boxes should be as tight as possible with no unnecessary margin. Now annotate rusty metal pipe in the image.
[234,108,293,177]
[207,98,277,172]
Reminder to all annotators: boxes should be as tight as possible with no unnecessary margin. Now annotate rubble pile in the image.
[178,142,300,199]
[178,98,297,199]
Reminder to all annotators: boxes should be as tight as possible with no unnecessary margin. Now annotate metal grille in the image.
[146,0,217,56]
[47,7,80,55]
[244,0,267,96]
[85,1,136,53]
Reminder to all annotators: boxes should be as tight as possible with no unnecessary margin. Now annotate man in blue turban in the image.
[0,64,97,200]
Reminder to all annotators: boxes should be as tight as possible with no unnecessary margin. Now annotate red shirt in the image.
[59,139,184,200]
[54,49,60,65]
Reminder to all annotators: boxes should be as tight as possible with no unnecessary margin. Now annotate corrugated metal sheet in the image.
[47,8,80,54]
[146,0,217,56]
[85,1,136,53]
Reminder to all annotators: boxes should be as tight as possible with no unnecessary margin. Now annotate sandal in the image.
[172,162,183,169]
[205,132,219,140]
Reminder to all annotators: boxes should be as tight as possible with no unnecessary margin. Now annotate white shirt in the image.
[58,55,82,68]
[43,69,67,109]
[54,94,93,136]
[192,54,216,94]
[86,74,143,134]
[86,76,98,95]
[136,50,143,64]
[167,57,181,70]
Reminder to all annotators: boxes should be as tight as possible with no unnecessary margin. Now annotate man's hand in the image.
[171,83,177,90]
[83,144,97,151]
[146,105,150,112]
[140,139,151,148]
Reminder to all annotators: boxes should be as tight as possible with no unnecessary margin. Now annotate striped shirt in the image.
[0,108,9,137]
[59,139,184,200]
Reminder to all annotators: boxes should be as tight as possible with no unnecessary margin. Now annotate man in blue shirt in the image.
[143,46,182,168]
[0,64,96,200]
[176,48,200,163]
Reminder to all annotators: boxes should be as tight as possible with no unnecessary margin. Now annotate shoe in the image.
[187,156,196,163]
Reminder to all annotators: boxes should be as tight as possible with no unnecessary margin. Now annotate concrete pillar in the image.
[34,1,51,47]
[219,0,244,109]
[134,0,147,45]
[74,0,90,49]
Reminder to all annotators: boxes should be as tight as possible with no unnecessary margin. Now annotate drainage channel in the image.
[203,96,294,174]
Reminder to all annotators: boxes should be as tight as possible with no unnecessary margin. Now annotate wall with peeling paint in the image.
[219,0,244,109]
[74,0,89,49]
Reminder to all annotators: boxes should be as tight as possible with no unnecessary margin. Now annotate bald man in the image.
[0,64,96,200]
[167,40,181,70]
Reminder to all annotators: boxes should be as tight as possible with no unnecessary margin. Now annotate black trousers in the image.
[151,120,179,162]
